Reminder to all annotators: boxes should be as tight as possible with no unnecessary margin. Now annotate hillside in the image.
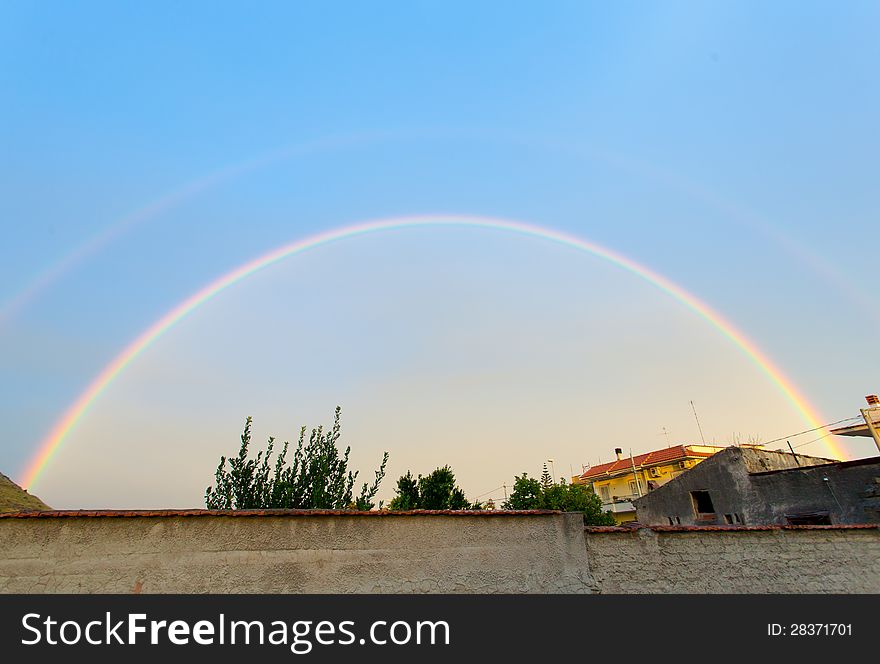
[0,472,50,512]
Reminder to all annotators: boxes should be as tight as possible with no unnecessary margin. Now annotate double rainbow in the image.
[19,214,838,488]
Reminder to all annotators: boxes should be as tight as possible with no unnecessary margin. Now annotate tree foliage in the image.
[205,407,388,510]
[502,472,615,525]
[389,471,420,510]
[540,463,553,490]
[503,473,542,510]
[388,465,479,510]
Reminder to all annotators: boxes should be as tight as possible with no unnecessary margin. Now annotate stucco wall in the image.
[583,525,880,593]
[1,511,878,593]
[0,510,593,594]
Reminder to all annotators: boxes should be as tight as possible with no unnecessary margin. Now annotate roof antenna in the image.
[690,400,706,445]
[661,426,671,446]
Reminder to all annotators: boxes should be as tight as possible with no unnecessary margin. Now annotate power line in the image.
[473,485,506,499]
[472,418,860,499]
[759,416,861,448]
[792,431,836,450]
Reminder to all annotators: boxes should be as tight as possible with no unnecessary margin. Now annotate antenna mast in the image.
[690,400,706,444]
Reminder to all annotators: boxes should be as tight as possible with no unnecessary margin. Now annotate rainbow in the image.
[4,131,875,334]
[0,131,385,329]
[18,214,841,488]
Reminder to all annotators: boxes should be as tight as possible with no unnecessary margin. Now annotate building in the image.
[575,445,726,524]
[633,446,880,526]
[829,394,880,452]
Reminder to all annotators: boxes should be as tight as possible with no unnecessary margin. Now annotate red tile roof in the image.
[579,445,721,481]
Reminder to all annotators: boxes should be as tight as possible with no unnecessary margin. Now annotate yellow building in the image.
[575,445,726,524]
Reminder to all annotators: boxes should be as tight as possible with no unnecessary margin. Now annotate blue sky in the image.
[1,1,878,507]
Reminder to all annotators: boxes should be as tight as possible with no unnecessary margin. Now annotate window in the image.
[628,480,642,495]
[785,512,831,525]
[690,490,715,516]
[599,485,610,502]
[724,514,734,524]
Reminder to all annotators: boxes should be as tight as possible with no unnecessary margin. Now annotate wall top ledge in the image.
[0,509,564,519]
[584,524,880,533]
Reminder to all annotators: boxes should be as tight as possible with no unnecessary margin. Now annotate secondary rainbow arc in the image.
[19,214,838,488]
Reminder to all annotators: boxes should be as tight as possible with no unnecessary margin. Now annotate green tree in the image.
[540,483,615,525]
[388,465,474,510]
[205,407,388,510]
[503,473,542,509]
[540,463,553,490]
[419,466,469,509]
[387,471,419,510]
[501,472,615,525]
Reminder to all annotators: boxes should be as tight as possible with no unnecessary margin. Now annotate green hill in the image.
[0,472,50,512]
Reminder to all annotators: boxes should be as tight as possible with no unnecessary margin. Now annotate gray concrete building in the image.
[633,446,880,526]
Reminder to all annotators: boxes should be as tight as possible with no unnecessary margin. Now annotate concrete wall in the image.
[583,525,880,593]
[1,511,878,593]
[634,447,880,526]
[749,458,880,525]
[0,510,593,594]
[634,447,758,526]
[738,447,835,473]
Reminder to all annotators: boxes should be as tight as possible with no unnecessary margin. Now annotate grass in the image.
[0,472,50,512]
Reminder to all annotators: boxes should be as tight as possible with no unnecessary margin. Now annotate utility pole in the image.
[629,449,643,498]
[787,441,801,465]
[860,404,880,453]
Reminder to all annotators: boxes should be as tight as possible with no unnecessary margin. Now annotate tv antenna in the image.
[690,400,706,444]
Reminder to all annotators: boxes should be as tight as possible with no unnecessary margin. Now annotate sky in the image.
[1,1,878,509]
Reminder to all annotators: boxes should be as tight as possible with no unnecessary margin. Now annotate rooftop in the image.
[580,444,725,481]
[747,454,880,477]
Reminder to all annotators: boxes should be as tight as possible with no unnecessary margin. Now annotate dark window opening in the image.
[690,490,715,515]
[724,514,734,524]
[785,512,832,525]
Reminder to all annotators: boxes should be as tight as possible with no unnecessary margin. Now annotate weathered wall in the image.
[750,458,880,525]
[1,511,878,593]
[633,447,757,526]
[633,447,880,526]
[0,511,593,594]
[583,525,880,593]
